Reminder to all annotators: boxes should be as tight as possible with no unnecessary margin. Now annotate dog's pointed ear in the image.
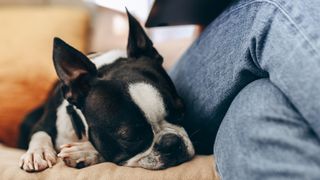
[126,9,163,63]
[53,37,97,107]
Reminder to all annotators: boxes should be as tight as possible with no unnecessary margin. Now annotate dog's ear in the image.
[53,37,97,107]
[126,9,163,63]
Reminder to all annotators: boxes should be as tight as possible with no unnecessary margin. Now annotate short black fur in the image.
[19,11,195,169]
[66,105,85,140]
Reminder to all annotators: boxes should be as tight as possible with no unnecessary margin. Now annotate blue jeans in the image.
[170,0,320,179]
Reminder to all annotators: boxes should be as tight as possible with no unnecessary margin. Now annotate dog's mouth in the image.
[123,126,195,170]
[123,146,194,170]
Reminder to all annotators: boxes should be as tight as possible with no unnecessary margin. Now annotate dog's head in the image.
[52,11,194,169]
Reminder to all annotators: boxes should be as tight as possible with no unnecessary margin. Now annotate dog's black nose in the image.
[155,133,183,154]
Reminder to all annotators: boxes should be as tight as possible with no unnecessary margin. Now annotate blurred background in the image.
[0,0,199,68]
[0,0,200,146]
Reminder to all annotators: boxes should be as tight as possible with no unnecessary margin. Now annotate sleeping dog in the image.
[18,11,194,172]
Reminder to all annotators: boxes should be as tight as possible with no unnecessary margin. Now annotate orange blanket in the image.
[0,6,89,146]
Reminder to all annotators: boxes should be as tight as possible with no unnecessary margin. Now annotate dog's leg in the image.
[58,141,104,168]
[19,131,57,172]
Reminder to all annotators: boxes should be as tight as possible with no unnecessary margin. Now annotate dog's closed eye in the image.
[117,127,131,139]
[117,126,144,142]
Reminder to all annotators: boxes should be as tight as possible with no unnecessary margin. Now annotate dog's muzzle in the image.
[124,125,195,169]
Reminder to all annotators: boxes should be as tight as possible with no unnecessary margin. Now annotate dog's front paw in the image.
[58,141,103,168]
[19,147,57,172]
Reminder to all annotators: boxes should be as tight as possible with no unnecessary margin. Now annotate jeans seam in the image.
[255,0,320,126]
[201,1,320,76]
[259,0,320,56]
[254,0,319,57]
[214,0,320,59]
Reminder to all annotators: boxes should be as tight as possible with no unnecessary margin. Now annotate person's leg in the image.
[170,0,320,154]
[214,79,320,179]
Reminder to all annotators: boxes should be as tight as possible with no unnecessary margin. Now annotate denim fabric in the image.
[215,79,320,179]
[170,0,320,179]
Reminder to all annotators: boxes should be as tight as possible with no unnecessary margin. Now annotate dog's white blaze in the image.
[89,49,127,69]
[55,100,88,150]
[28,131,53,150]
[126,82,195,168]
[129,83,166,127]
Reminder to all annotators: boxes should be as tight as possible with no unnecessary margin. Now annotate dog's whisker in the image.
[189,129,201,138]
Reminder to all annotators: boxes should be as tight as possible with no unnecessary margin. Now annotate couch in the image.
[0,6,219,180]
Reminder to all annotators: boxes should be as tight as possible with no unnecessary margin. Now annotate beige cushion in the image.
[0,144,219,180]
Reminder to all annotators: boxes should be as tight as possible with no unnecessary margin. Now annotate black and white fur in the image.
[18,11,194,172]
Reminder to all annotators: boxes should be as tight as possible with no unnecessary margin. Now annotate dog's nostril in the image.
[155,133,183,154]
[76,161,86,169]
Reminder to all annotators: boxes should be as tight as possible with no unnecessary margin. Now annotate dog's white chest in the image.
[55,100,88,150]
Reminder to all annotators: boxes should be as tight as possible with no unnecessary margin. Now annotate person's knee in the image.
[216,78,291,131]
[213,79,295,179]
[214,78,320,179]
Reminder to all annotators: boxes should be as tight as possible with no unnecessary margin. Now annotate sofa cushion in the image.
[0,6,89,147]
[0,144,218,180]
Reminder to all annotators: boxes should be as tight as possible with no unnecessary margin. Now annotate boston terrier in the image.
[18,11,195,172]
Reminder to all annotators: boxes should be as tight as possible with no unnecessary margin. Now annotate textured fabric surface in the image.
[0,6,90,147]
[215,79,320,179]
[0,144,218,180]
[170,0,320,179]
